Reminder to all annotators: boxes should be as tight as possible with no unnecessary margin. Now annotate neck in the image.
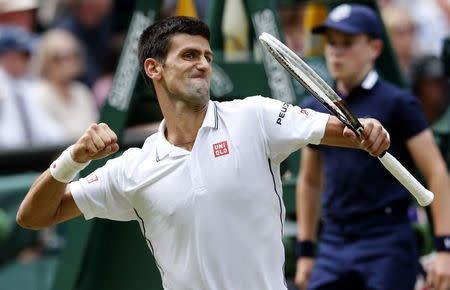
[48,78,71,98]
[159,97,208,151]
[336,67,372,95]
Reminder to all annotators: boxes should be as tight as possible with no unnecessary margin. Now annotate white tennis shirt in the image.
[70,96,329,290]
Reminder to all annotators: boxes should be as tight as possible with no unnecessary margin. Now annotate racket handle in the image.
[378,152,434,207]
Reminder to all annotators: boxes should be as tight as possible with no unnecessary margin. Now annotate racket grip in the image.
[378,152,434,207]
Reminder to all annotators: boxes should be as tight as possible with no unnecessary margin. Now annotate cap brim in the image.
[311,25,327,34]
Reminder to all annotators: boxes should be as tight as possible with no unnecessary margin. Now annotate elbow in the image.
[16,210,50,230]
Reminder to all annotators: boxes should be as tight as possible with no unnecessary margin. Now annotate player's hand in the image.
[294,257,315,290]
[71,123,119,163]
[426,252,450,290]
[343,118,390,157]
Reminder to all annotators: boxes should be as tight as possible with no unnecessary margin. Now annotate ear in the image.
[370,39,383,60]
[144,58,163,81]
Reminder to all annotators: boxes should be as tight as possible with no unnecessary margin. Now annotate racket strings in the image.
[261,34,354,128]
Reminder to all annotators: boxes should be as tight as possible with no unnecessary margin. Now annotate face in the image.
[324,29,381,86]
[77,0,113,27]
[45,40,82,82]
[388,22,415,60]
[151,33,213,105]
[418,79,449,120]
[0,51,30,78]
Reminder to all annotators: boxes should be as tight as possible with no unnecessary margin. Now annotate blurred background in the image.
[0,0,449,289]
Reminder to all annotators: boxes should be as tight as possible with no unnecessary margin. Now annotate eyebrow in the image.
[179,47,214,57]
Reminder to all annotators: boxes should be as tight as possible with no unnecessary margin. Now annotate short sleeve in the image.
[300,96,328,150]
[255,96,329,162]
[70,150,138,221]
[392,93,428,142]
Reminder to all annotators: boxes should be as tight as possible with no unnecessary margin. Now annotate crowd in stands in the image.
[0,0,136,268]
[0,0,133,151]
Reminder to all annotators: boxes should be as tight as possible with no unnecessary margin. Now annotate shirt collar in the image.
[361,70,378,90]
[155,100,218,161]
[201,100,219,129]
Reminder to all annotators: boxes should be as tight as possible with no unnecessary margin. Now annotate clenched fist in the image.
[71,123,119,163]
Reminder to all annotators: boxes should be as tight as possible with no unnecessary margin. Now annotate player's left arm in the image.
[407,128,450,290]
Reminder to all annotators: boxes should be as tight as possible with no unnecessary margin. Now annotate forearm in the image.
[297,186,320,241]
[320,116,360,148]
[17,170,68,229]
[296,178,322,241]
[429,167,450,235]
[407,130,450,235]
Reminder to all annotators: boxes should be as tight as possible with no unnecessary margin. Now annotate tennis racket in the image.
[259,32,434,207]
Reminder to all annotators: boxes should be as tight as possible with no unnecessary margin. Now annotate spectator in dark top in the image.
[53,0,113,87]
[410,54,450,125]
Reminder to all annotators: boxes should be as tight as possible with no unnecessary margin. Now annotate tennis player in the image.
[17,16,389,290]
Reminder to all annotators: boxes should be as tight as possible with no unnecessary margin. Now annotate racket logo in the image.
[213,141,230,158]
[86,173,98,183]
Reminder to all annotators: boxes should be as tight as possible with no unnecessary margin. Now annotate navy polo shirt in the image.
[301,71,428,221]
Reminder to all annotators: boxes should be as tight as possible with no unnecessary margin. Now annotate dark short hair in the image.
[138,16,210,91]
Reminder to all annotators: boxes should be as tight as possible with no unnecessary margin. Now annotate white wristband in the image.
[50,145,91,183]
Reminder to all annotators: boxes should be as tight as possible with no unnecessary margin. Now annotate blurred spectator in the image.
[0,26,63,150]
[279,1,305,54]
[222,0,249,61]
[92,33,124,110]
[53,0,114,87]
[36,0,67,29]
[0,0,38,33]
[408,0,450,56]
[32,29,98,142]
[410,55,450,124]
[377,0,409,8]
[163,0,208,19]
[382,4,417,80]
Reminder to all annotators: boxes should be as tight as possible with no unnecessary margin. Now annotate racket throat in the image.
[333,100,364,136]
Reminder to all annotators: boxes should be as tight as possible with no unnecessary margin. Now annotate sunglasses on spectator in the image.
[51,51,80,63]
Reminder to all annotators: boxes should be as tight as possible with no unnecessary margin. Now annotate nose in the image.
[196,56,211,71]
[327,44,346,57]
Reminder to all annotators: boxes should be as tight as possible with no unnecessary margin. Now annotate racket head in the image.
[259,32,363,135]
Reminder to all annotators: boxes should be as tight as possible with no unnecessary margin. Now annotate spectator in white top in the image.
[16,16,390,290]
[408,0,450,56]
[32,28,98,143]
[0,25,63,150]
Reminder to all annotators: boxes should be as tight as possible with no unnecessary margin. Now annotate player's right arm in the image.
[16,123,119,230]
[294,146,323,290]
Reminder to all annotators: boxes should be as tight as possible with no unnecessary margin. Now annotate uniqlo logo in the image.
[213,141,229,157]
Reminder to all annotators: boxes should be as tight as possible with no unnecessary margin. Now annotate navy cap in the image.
[0,26,33,55]
[312,4,383,39]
